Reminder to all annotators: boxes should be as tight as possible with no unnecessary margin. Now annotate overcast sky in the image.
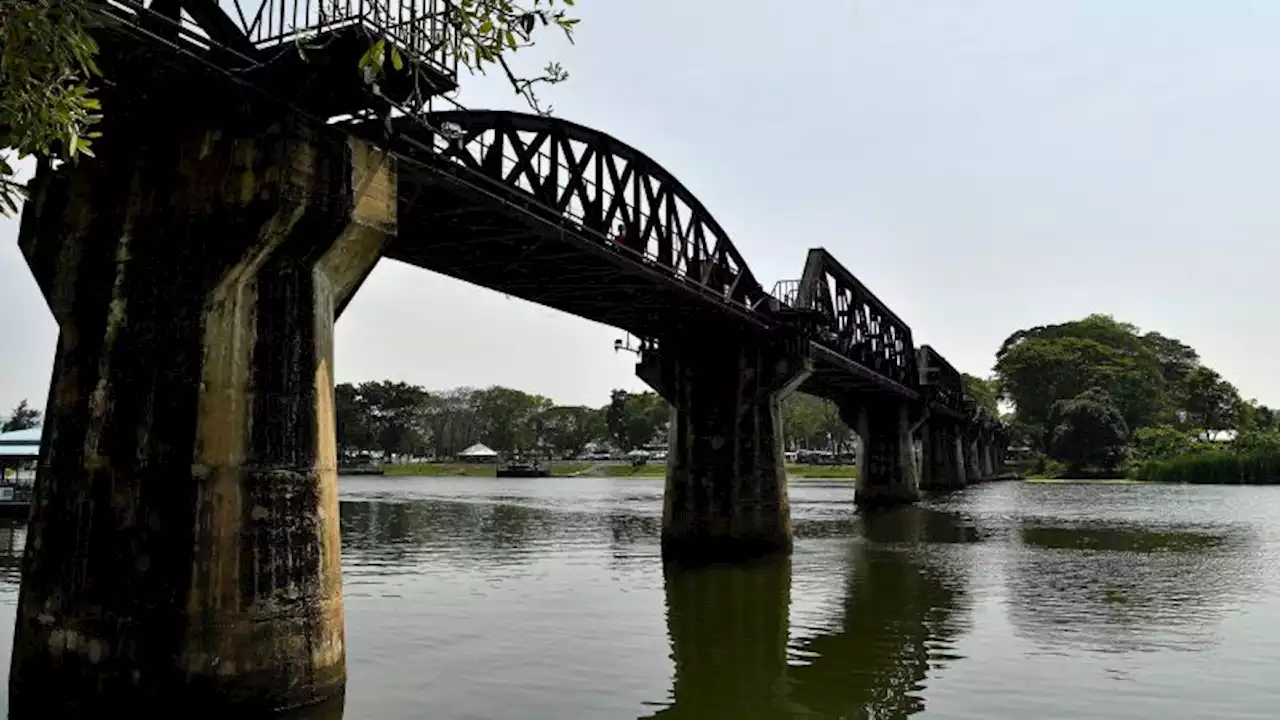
[2,0,1278,415]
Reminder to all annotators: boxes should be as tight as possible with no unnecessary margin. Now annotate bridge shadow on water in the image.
[644,507,975,720]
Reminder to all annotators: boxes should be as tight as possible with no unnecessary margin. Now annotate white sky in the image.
[2,0,1278,415]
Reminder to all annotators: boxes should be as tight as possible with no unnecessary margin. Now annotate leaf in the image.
[479,18,493,33]
[390,47,404,71]
[359,38,386,71]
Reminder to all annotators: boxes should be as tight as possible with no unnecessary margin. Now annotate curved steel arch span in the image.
[384,109,770,335]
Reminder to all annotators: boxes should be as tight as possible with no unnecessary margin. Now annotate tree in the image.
[962,374,1000,417]
[1045,388,1129,473]
[782,393,827,450]
[1140,331,1200,401]
[1,400,41,433]
[472,386,552,453]
[605,390,668,451]
[996,315,1171,435]
[335,383,375,456]
[1256,405,1277,433]
[357,380,431,458]
[0,0,102,214]
[1129,425,1198,464]
[538,405,601,458]
[781,392,854,454]
[1,0,581,213]
[1182,367,1242,440]
[417,387,480,458]
[1229,429,1280,456]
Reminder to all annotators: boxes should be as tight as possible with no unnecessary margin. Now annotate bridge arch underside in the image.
[369,109,980,512]
[376,111,767,340]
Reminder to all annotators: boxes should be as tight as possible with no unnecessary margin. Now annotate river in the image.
[0,477,1279,717]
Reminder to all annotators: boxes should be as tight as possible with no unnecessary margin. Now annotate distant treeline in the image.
[336,381,857,460]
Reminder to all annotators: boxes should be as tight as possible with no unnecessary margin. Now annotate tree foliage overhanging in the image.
[994,313,1269,475]
[0,0,581,214]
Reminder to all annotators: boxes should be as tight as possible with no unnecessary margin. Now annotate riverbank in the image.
[1132,448,1280,485]
[382,462,859,479]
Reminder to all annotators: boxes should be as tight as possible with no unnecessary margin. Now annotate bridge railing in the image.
[770,280,801,308]
[917,345,965,414]
[407,112,769,316]
[793,249,918,388]
[102,0,458,77]
[246,0,455,68]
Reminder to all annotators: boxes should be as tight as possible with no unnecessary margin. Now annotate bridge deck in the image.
[805,344,920,402]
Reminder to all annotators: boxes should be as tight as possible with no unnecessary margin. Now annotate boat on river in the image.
[496,457,550,478]
[338,459,385,476]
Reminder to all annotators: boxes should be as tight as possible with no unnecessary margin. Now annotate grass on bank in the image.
[1013,446,1280,485]
[382,462,859,479]
[1132,449,1280,485]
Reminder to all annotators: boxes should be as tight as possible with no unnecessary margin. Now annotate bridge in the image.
[7,0,1007,715]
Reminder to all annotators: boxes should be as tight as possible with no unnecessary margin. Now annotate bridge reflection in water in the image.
[644,507,974,720]
[333,491,977,719]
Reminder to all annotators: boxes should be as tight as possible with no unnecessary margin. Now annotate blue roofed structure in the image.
[0,427,41,458]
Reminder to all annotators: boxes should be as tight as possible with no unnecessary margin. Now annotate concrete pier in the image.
[845,400,921,507]
[11,115,395,713]
[920,420,966,491]
[639,333,810,564]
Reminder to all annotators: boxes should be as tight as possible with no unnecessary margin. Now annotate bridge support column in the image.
[917,422,935,490]
[11,118,395,714]
[965,436,982,482]
[981,438,996,478]
[639,334,810,565]
[845,400,920,507]
[953,433,969,487]
[921,421,965,491]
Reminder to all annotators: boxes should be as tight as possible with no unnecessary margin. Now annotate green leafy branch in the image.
[357,0,579,114]
[0,0,103,215]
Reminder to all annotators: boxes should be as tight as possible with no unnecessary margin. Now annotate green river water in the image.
[1,476,1278,718]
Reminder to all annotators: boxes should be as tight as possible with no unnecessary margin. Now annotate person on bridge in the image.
[613,223,629,248]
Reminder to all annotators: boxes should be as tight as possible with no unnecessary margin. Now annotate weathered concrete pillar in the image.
[845,399,920,507]
[11,116,394,714]
[964,435,982,482]
[981,439,996,478]
[917,422,936,490]
[953,432,968,487]
[639,333,810,564]
[921,421,964,491]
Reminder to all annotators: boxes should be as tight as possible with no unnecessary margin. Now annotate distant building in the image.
[0,426,41,482]
[457,443,499,463]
